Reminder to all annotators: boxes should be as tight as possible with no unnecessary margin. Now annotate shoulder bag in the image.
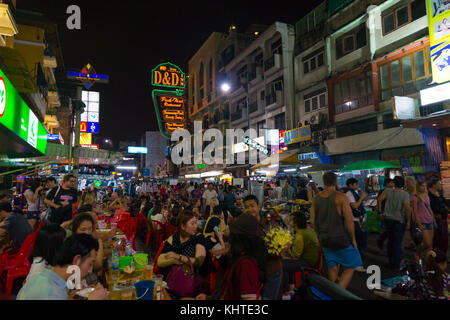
[40,186,61,223]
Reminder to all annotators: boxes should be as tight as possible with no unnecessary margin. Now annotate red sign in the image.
[80,122,87,132]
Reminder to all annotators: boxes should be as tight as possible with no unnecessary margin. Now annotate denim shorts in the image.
[422,223,434,230]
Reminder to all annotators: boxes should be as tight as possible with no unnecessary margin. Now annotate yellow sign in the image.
[427,0,450,83]
[162,109,185,121]
[284,125,311,144]
[80,132,92,145]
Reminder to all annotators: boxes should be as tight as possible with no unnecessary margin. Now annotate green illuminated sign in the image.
[0,67,47,155]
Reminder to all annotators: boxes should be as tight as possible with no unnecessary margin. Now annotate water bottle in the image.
[111,251,119,280]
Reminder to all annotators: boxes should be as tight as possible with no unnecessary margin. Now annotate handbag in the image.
[166,261,200,298]
[41,186,61,223]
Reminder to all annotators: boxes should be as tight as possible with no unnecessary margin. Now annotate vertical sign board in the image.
[427,0,450,84]
[0,67,47,154]
[151,62,186,138]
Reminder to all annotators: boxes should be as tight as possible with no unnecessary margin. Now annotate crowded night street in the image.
[0,0,448,311]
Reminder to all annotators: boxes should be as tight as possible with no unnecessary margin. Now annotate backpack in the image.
[40,186,61,223]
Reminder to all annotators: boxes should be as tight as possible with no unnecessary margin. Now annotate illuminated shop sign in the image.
[128,146,148,154]
[0,68,47,154]
[243,136,270,156]
[284,125,311,145]
[151,62,186,89]
[67,63,108,89]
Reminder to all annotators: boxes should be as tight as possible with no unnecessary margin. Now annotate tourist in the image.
[26,224,66,281]
[225,186,238,218]
[282,181,295,200]
[411,180,436,261]
[310,172,361,289]
[343,178,367,271]
[17,233,108,300]
[24,179,43,229]
[377,176,411,269]
[428,178,449,254]
[274,181,283,201]
[377,178,394,251]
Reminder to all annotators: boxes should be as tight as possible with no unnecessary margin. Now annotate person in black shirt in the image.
[376,178,394,250]
[44,174,78,225]
[428,178,448,254]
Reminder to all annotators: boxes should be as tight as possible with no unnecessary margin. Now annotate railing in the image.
[248,102,258,114]
[231,110,242,122]
[264,56,275,71]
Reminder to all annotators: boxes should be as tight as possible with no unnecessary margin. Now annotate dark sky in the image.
[17,0,320,144]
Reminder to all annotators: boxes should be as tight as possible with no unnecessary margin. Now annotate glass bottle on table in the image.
[111,250,119,280]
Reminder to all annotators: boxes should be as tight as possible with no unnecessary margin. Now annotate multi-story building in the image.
[179,25,269,179]
[290,0,434,183]
[224,22,296,178]
[144,131,169,179]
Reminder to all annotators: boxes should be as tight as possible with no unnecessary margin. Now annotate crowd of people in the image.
[0,171,448,300]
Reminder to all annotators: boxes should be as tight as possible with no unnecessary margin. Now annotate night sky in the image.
[17,0,320,144]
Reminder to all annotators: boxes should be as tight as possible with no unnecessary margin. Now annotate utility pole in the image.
[68,86,85,180]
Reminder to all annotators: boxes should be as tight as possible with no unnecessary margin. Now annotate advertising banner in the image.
[427,0,450,83]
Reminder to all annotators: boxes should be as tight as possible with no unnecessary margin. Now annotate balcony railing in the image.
[264,56,275,71]
[248,102,258,114]
[231,110,242,122]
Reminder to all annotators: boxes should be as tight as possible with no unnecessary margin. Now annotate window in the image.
[274,113,285,131]
[336,117,377,138]
[379,47,431,101]
[334,72,373,114]
[257,121,265,136]
[336,25,366,59]
[303,48,325,74]
[272,38,282,55]
[304,88,327,114]
[382,0,426,35]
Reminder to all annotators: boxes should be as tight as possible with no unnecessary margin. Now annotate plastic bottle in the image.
[125,241,132,256]
[156,285,161,300]
[111,251,119,280]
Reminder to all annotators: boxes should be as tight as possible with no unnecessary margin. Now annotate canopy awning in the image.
[251,148,300,170]
[339,160,400,172]
[0,46,36,94]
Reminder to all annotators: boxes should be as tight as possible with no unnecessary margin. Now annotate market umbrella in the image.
[339,160,400,172]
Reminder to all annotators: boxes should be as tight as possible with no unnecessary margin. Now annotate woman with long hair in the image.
[26,224,66,281]
[214,214,266,300]
[411,180,436,261]
[78,191,98,214]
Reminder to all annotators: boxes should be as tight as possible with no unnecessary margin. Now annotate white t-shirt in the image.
[202,189,218,206]
[151,213,165,230]
[345,191,360,222]
[24,189,40,211]
[187,186,195,194]
[274,187,283,201]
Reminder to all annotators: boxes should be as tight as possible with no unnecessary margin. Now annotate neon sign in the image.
[67,63,108,89]
[243,136,270,156]
[151,62,185,89]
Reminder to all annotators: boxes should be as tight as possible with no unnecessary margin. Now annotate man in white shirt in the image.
[274,181,283,201]
[202,183,218,208]
[187,182,195,194]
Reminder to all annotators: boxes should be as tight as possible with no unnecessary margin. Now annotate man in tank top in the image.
[310,172,362,289]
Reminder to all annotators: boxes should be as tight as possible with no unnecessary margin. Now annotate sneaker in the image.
[355,266,366,272]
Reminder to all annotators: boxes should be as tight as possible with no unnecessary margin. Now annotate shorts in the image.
[323,245,362,269]
[422,223,434,230]
[26,211,41,220]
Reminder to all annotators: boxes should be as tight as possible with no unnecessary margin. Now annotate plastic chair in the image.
[163,222,177,240]
[152,239,167,275]
[141,215,155,248]
[151,220,165,248]
[0,228,40,300]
